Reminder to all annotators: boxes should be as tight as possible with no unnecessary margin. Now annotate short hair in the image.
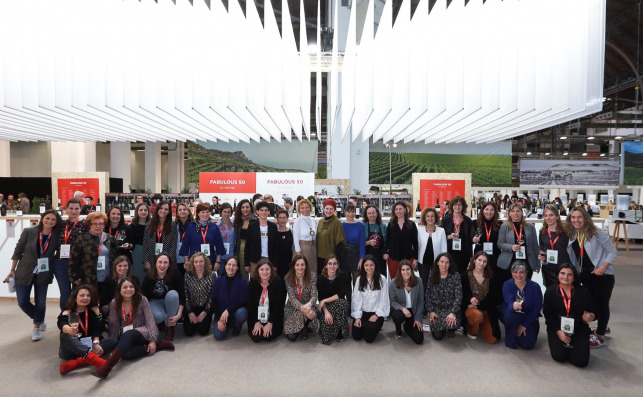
[195,202,211,215]
[66,198,82,208]
[510,261,528,273]
[85,212,107,228]
[221,256,241,277]
[185,252,213,276]
[111,256,133,280]
[448,196,468,214]
[85,196,93,201]
[219,202,232,214]
[344,202,356,213]
[275,209,289,219]
[420,207,440,226]
[251,258,276,283]
[255,201,270,211]
[283,197,293,205]
[297,198,313,214]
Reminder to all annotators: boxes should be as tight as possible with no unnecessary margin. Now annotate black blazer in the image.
[244,221,279,267]
[12,227,58,286]
[460,270,501,340]
[246,277,286,334]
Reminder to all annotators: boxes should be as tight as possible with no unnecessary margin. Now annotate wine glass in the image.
[117,229,127,248]
[515,290,525,313]
[563,331,573,348]
[474,228,482,244]
[68,312,82,338]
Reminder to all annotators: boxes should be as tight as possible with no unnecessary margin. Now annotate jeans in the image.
[149,290,180,325]
[15,281,48,325]
[52,258,72,312]
[213,307,248,340]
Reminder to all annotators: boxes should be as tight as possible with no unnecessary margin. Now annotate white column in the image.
[144,141,162,193]
[327,108,351,181]
[167,141,184,194]
[0,141,10,177]
[51,142,97,172]
[110,142,131,192]
[349,138,369,194]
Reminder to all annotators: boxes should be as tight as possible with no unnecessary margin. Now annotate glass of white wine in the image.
[68,312,81,338]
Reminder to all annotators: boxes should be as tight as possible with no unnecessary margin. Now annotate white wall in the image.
[10,142,51,177]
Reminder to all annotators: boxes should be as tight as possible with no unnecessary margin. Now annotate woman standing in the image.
[247,258,286,342]
[351,255,389,343]
[317,255,351,345]
[212,256,248,340]
[216,203,235,264]
[5,209,62,340]
[142,201,177,272]
[441,196,474,274]
[283,255,319,341]
[233,199,256,278]
[141,253,185,341]
[244,201,279,274]
[341,203,366,283]
[363,205,387,277]
[182,252,216,337]
[174,202,194,276]
[124,202,150,283]
[543,264,597,367]
[384,201,419,279]
[425,253,462,340]
[105,206,131,262]
[417,207,447,291]
[58,285,117,374]
[460,252,500,343]
[293,198,317,272]
[472,202,502,273]
[500,261,542,350]
[389,260,424,344]
[93,278,174,379]
[274,209,294,278]
[539,205,571,288]
[180,203,225,273]
[316,199,346,275]
[53,198,88,311]
[497,203,540,283]
[566,207,617,349]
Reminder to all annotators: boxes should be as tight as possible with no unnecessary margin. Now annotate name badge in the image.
[561,316,574,335]
[16,210,23,216]
[201,244,210,256]
[122,324,133,333]
[37,258,49,273]
[97,256,106,271]
[60,244,71,259]
[546,249,558,264]
[129,210,135,217]
[483,242,493,255]
[515,247,526,259]
[80,337,93,349]
[452,238,462,251]
[223,242,230,255]
[155,243,164,255]
[258,305,269,323]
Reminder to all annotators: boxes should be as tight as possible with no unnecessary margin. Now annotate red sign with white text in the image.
[58,178,100,207]
[199,172,257,194]
[419,179,466,216]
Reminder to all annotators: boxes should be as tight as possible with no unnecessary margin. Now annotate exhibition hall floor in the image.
[1,247,642,396]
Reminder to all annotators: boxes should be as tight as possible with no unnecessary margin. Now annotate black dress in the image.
[275,229,294,278]
[442,213,474,273]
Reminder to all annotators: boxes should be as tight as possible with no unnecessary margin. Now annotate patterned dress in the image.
[317,273,351,345]
[425,272,462,331]
[283,274,319,335]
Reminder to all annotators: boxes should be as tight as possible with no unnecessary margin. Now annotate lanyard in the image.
[121,303,133,325]
[97,233,105,256]
[63,219,79,244]
[220,221,231,240]
[296,278,303,300]
[453,216,462,234]
[109,227,119,239]
[78,308,89,335]
[577,233,585,257]
[547,228,560,250]
[260,284,269,305]
[484,223,492,241]
[39,232,51,257]
[156,226,164,242]
[513,224,523,243]
[559,285,574,316]
[200,225,209,243]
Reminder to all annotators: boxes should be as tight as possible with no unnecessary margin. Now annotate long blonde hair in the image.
[504,203,527,228]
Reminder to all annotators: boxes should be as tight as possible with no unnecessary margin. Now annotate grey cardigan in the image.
[389,279,425,322]
[497,222,540,271]
[12,227,58,286]
[566,229,617,275]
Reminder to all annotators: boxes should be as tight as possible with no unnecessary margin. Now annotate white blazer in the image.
[417,225,447,264]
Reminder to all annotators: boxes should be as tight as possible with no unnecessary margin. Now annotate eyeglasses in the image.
[92,223,105,227]
[453,203,463,207]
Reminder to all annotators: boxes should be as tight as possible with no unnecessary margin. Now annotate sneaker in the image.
[395,331,403,339]
[591,326,610,335]
[32,328,42,341]
[40,322,47,332]
[589,334,605,349]
[467,333,478,340]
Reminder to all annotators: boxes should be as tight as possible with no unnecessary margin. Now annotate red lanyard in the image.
[260,284,269,305]
[484,223,492,241]
[547,228,560,250]
[513,224,523,243]
[577,233,585,257]
[156,226,164,242]
[39,232,51,257]
[296,278,303,300]
[220,221,231,240]
[121,303,133,325]
[78,308,89,335]
[200,225,209,243]
[63,219,78,244]
[109,227,119,239]
[453,217,462,234]
[97,233,105,256]
[559,285,573,316]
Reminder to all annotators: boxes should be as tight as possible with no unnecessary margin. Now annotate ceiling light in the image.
[526,152,532,155]
[600,153,606,157]
[615,136,623,140]
[563,152,569,155]
[545,152,550,155]
[559,136,568,140]
[582,153,588,156]
[587,136,595,140]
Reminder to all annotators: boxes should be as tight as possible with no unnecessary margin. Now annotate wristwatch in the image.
[92,340,100,345]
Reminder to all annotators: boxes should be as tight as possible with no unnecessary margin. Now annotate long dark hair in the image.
[114,277,142,319]
[321,254,342,278]
[66,284,99,311]
[148,201,172,237]
[477,202,500,231]
[284,254,312,288]
[251,258,276,284]
[430,253,457,285]
[37,209,63,235]
[148,252,175,282]
[132,202,150,225]
[358,254,383,292]
[111,255,133,280]
[107,206,126,232]
[362,204,382,226]
[394,259,419,289]
[233,199,254,230]
[467,252,493,280]
[389,201,412,228]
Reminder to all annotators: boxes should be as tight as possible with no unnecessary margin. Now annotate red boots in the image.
[91,349,122,379]
[60,352,106,375]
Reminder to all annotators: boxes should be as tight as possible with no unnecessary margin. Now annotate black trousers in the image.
[547,327,591,368]
[59,333,117,360]
[580,272,615,336]
[352,311,384,343]
[390,308,424,344]
[183,306,213,337]
[116,330,150,360]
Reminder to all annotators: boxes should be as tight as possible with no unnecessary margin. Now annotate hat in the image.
[323,198,337,210]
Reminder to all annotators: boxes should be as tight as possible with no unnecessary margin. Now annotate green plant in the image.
[180,186,191,194]
[144,188,152,194]
[31,197,42,214]
[336,186,343,195]
[321,188,328,195]
[163,184,172,194]
[352,189,361,195]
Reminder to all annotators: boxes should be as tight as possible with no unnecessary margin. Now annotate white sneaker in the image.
[40,322,47,332]
[467,333,478,340]
[32,328,42,341]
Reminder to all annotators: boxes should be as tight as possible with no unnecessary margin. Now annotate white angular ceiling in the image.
[0,0,605,143]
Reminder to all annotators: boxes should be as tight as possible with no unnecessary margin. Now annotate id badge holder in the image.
[122,324,133,333]
[515,247,526,259]
[483,242,493,255]
[201,244,210,256]
[258,306,268,323]
[97,256,106,271]
[452,238,462,251]
[547,249,558,264]
[155,243,164,255]
[80,337,93,349]
[223,242,230,255]
[37,258,49,273]
[60,244,71,259]
[561,316,574,334]
[129,210,135,217]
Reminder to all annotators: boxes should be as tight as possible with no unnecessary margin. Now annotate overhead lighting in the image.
[559,136,568,140]
[563,152,569,155]
[587,136,595,140]
[600,153,606,157]
[526,152,532,155]
[615,136,623,140]
[545,152,550,155]
[582,153,588,156]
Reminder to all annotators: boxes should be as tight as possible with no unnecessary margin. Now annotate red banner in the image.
[199,172,256,194]
[58,178,100,207]
[419,179,466,216]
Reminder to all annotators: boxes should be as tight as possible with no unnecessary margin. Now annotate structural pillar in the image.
[51,142,97,172]
[167,141,184,194]
[0,141,10,177]
[145,141,162,193]
[110,142,131,192]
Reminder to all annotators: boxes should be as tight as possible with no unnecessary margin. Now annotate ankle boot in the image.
[156,340,175,351]
[60,357,86,375]
[84,352,106,369]
[91,349,122,379]
[164,326,175,341]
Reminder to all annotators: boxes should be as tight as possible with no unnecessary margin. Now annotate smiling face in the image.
[277,213,288,227]
[438,256,451,274]
[299,202,310,216]
[257,206,270,220]
[75,288,92,308]
[89,218,105,236]
[66,202,81,220]
[512,268,527,284]
[570,210,586,230]
[157,203,170,220]
[510,206,523,222]
[325,257,339,277]
[221,207,232,221]
[120,281,135,300]
[115,261,130,278]
[424,210,436,226]
[400,264,412,282]
[363,259,375,277]
[240,202,251,216]
[394,204,406,219]
[483,204,495,220]
[137,205,149,220]
[155,255,170,276]
[225,258,238,277]
[177,204,190,221]
[366,207,377,223]
[258,263,272,282]
[452,201,463,215]
[41,213,58,232]
[558,267,574,287]
[193,254,205,274]
[109,209,121,226]
[198,209,210,222]
[543,208,558,228]
[323,205,335,217]
[294,258,307,277]
[345,208,355,221]
[474,254,487,271]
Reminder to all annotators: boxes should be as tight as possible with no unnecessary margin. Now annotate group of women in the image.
[4,196,617,373]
